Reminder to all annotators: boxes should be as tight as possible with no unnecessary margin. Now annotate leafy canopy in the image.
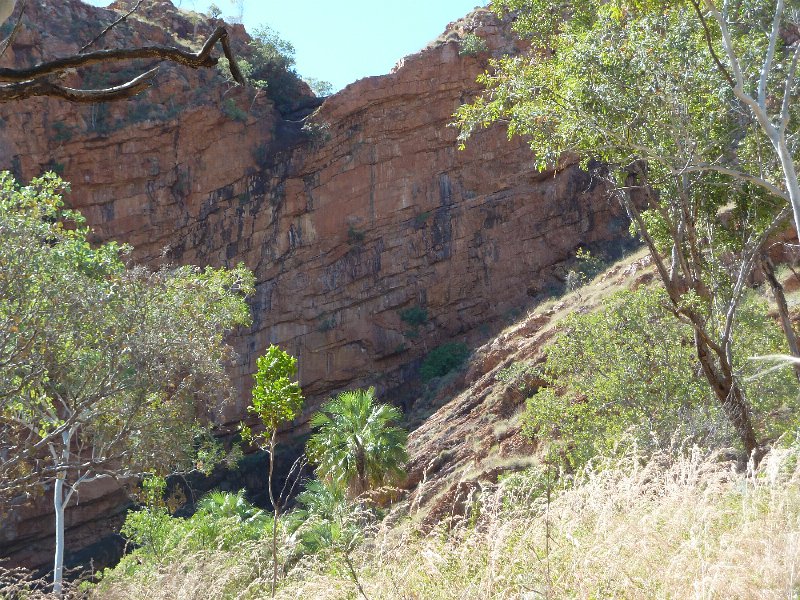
[247,344,304,433]
[455,0,798,218]
[0,171,255,500]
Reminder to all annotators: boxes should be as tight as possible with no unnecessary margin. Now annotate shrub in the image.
[207,3,222,18]
[52,121,73,142]
[496,361,542,393]
[318,316,336,332]
[105,489,271,583]
[347,224,365,245]
[302,120,332,145]
[414,211,431,228]
[303,77,334,97]
[565,248,606,293]
[246,25,305,111]
[458,33,488,56]
[399,306,428,327]
[524,286,797,469]
[421,342,470,381]
[221,98,248,122]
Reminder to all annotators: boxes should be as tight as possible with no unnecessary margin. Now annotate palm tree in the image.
[306,388,408,497]
[197,489,262,521]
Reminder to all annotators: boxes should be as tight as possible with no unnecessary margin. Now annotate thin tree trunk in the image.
[621,187,764,464]
[762,255,800,383]
[52,429,73,597]
[53,474,65,596]
[267,431,279,598]
[354,441,367,497]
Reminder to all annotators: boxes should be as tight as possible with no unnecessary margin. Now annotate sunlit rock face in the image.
[0,2,632,572]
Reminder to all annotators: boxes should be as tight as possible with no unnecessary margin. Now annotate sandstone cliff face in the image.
[0,2,631,572]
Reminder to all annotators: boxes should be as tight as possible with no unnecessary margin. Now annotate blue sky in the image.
[83,1,488,91]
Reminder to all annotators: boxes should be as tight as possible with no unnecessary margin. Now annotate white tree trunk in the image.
[709,1,800,237]
[776,141,800,237]
[52,429,73,596]
[52,473,66,596]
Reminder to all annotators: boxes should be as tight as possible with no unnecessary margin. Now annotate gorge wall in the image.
[0,1,633,572]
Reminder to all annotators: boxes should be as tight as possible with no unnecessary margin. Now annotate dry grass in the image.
[281,444,800,600]
[92,442,800,599]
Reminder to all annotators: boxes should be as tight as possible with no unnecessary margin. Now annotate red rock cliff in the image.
[0,2,632,571]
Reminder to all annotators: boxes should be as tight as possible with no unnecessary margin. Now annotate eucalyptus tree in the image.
[306,388,408,497]
[0,172,254,593]
[455,0,800,460]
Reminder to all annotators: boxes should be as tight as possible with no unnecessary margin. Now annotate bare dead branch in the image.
[0,24,245,103]
[0,66,158,102]
[0,27,214,81]
[79,0,145,54]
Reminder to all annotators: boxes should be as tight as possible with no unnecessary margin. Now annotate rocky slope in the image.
[0,1,635,573]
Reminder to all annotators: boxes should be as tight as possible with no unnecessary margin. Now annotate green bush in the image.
[52,121,73,143]
[421,342,470,381]
[207,3,222,18]
[301,120,332,145]
[524,287,797,470]
[303,77,334,97]
[565,248,606,293]
[400,306,428,327]
[347,225,365,245]
[221,98,248,122]
[110,489,270,578]
[286,479,361,556]
[459,33,488,56]
[496,361,542,393]
[247,25,304,111]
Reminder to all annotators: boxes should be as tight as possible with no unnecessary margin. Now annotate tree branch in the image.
[703,0,746,88]
[759,0,785,110]
[690,0,736,88]
[3,24,226,81]
[780,43,800,135]
[721,205,792,350]
[675,163,789,201]
[0,67,158,102]
[79,0,144,54]
[0,24,245,87]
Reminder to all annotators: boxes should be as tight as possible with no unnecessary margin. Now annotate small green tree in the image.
[242,344,304,598]
[420,342,470,382]
[306,388,408,497]
[303,77,334,97]
[459,32,489,56]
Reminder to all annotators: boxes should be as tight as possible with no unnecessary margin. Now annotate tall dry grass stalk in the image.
[280,445,800,600]
[92,444,800,599]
